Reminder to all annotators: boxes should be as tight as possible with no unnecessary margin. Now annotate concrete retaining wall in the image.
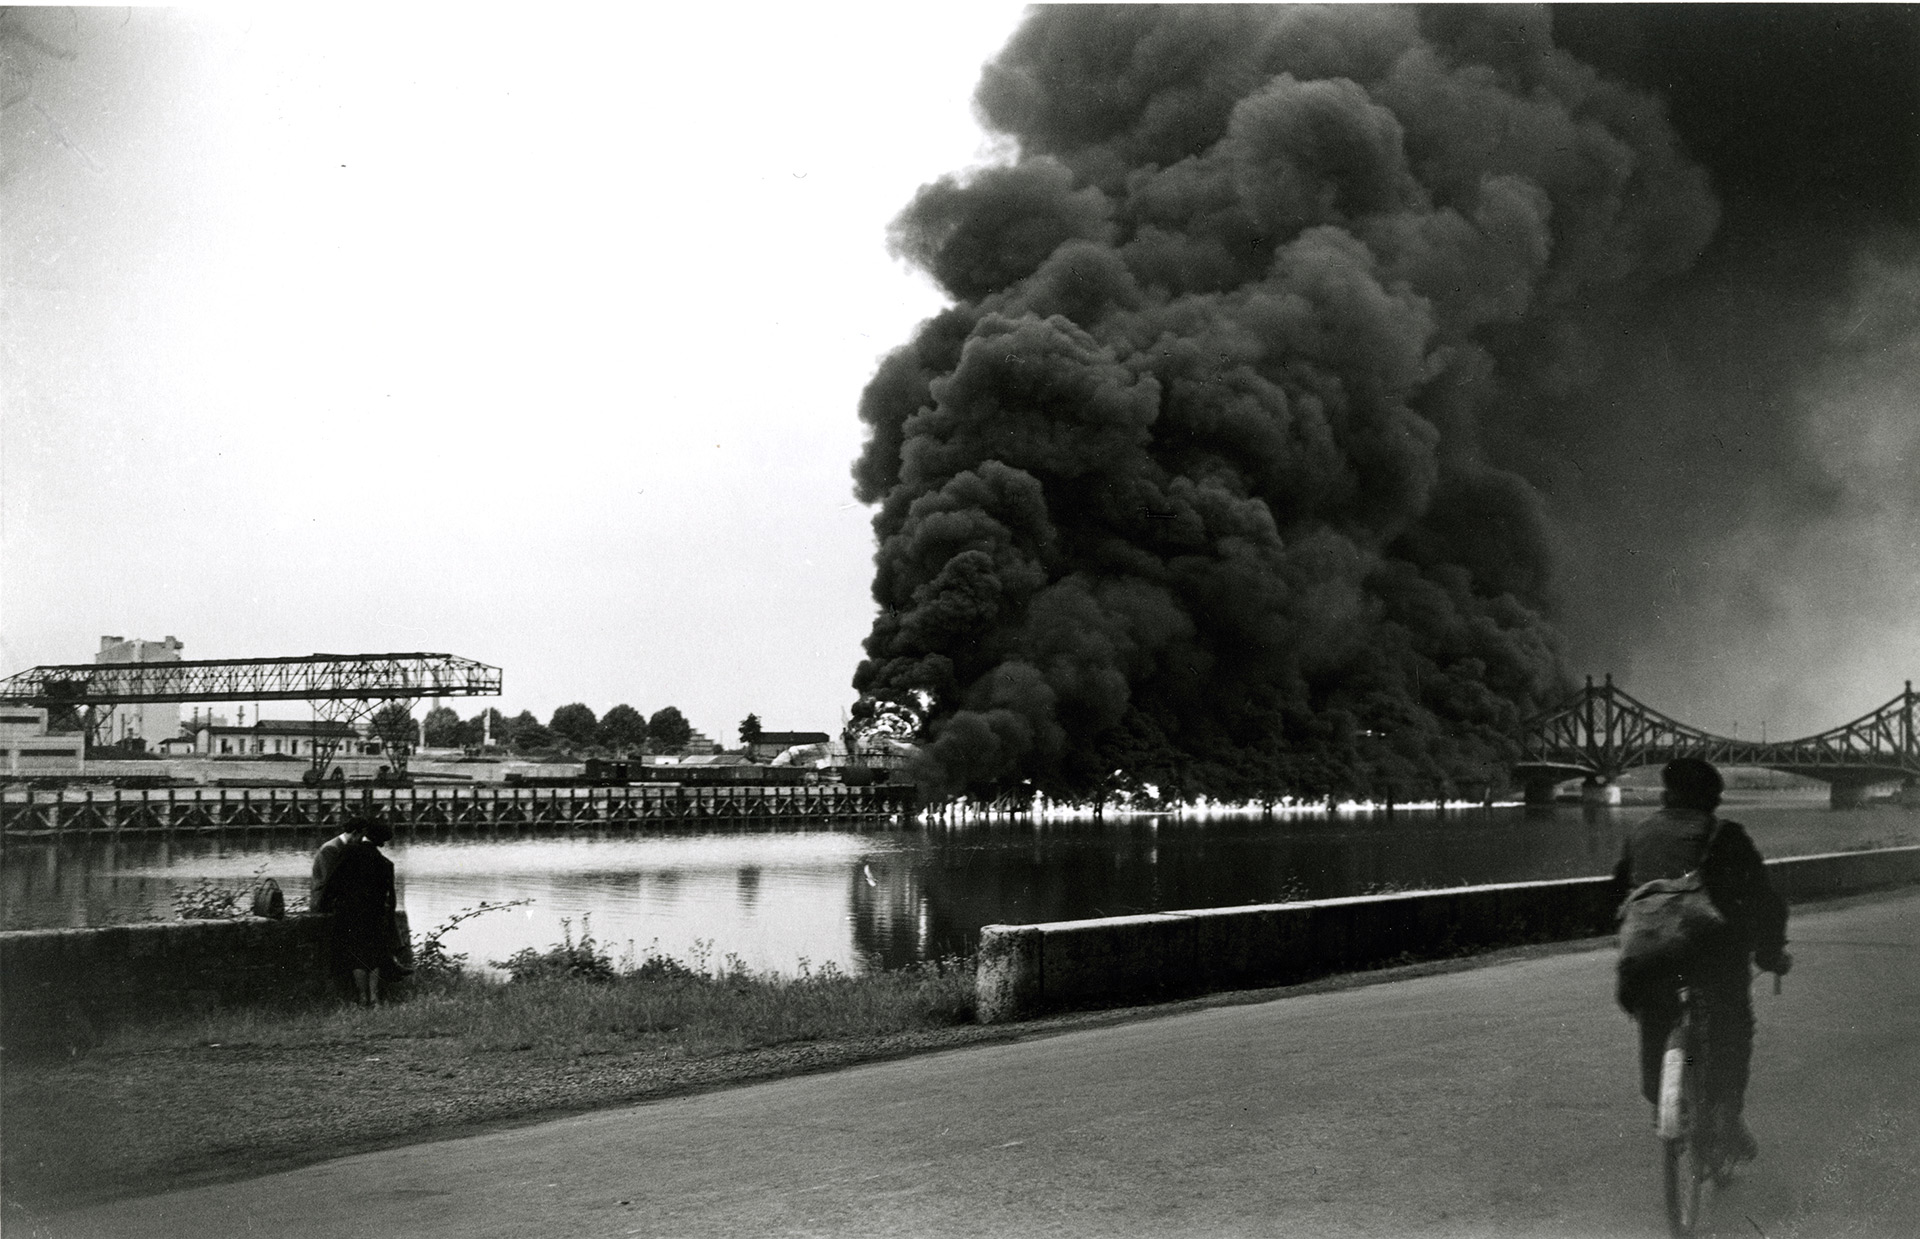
[1,911,410,1047]
[976,846,1920,1023]
[1765,845,1920,901]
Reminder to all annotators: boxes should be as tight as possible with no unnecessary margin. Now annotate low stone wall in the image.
[1766,845,1920,901]
[976,846,1920,1023]
[1,911,410,1047]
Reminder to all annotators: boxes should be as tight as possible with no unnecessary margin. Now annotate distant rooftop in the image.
[755,731,830,746]
[199,720,358,736]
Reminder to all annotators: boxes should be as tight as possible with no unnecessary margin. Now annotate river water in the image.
[4,793,1914,975]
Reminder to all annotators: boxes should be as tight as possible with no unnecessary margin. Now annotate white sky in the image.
[2,4,1030,743]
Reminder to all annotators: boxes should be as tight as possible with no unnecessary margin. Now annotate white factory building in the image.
[94,634,184,750]
[0,707,85,777]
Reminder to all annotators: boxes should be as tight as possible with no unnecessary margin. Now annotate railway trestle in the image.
[0,782,917,835]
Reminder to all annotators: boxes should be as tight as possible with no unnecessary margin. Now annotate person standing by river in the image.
[325,819,399,1006]
[308,817,369,910]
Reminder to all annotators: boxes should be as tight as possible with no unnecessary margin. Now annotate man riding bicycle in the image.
[1613,757,1791,1162]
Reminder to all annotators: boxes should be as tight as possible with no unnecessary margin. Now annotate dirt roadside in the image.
[11,887,1907,1225]
[2,932,1629,1221]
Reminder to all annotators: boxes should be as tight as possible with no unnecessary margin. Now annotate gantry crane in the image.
[0,652,502,780]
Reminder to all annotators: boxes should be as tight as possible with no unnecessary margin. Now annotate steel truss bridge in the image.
[1516,675,1920,807]
[0,653,501,778]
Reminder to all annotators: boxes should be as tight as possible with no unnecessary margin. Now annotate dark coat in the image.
[1612,806,1788,961]
[326,841,397,973]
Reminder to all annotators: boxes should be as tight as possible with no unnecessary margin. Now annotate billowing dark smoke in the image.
[851,5,1904,802]
[1537,5,1920,738]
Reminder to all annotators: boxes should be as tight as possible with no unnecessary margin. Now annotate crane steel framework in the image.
[1515,675,1919,805]
[0,653,502,779]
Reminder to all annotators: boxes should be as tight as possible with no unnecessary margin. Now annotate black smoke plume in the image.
[1539,5,1920,738]
[852,5,1914,803]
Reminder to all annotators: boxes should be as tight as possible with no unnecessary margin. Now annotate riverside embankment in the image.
[28,886,1920,1239]
[10,795,1912,978]
[975,844,1920,1021]
[8,840,1916,1044]
[0,948,981,1220]
[6,841,1917,1222]
[0,911,412,1046]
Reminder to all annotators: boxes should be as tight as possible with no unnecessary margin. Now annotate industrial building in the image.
[93,635,184,748]
[0,707,85,778]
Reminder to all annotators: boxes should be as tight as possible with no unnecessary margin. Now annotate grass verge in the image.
[5,919,1626,1221]
[1,941,975,1217]
[20,884,1910,1225]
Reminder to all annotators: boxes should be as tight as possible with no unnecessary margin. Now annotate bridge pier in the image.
[1580,777,1620,806]
[1902,779,1920,809]
[1522,774,1562,805]
[1830,782,1869,810]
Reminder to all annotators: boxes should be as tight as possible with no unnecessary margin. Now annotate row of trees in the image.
[389,702,698,756]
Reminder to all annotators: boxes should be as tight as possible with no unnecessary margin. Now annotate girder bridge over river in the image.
[1516,675,1920,808]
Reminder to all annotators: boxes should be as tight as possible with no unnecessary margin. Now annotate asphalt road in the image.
[40,890,1920,1239]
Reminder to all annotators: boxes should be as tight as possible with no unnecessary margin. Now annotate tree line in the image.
[374,702,698,757]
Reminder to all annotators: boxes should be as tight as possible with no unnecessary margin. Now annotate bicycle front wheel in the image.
[1663,1134,1708,1236]
[1658,1033,1709,1236]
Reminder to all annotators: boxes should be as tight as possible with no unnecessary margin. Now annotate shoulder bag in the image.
[1616,817,1729,979]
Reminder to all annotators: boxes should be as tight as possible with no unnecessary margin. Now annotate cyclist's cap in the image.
[1661,757,1723,807]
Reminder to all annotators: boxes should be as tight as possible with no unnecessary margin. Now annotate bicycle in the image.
[1656,966,1785,1237]
[1657,981,1727,1236]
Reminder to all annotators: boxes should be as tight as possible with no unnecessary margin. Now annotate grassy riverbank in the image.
[15,913,1802,1227]
[2,949,976,1217]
